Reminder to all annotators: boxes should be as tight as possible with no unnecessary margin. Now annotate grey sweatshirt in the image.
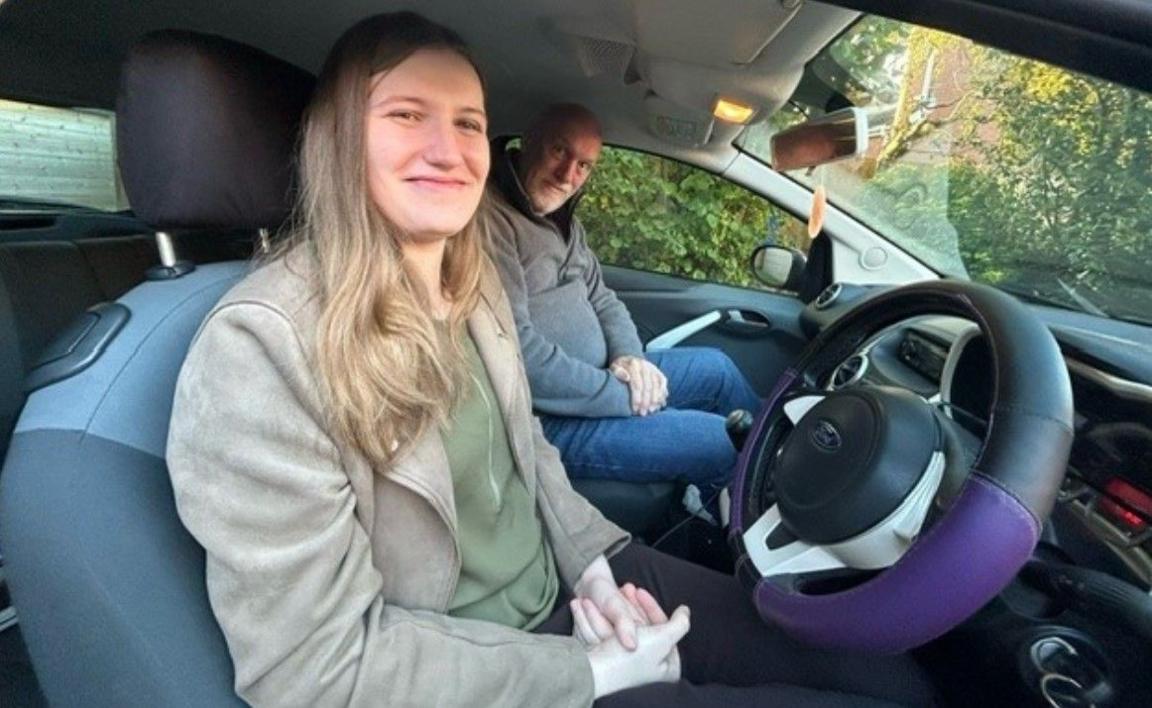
[483,149,644,418]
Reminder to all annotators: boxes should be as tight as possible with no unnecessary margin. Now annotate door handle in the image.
[645,309,773,351]
[722,309,772,328]
[718,310,773,337]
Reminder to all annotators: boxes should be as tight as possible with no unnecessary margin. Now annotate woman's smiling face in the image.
[364,47,489,242]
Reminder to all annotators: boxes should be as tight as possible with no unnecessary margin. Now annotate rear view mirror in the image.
[751,244,806,291]
[770,107,868,172]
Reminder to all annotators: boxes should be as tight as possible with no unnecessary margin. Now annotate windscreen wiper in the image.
[1056,278,1110,318]
[995,283,1090,315]
[1001,282,1152,327]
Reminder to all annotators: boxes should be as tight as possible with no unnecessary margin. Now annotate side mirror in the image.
[771,107,868,172]
[751,244,806,291]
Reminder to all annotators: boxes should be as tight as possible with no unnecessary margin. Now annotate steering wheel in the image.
[729,280,1074,653]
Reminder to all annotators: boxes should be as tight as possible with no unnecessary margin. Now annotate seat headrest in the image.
[116,30,315,230]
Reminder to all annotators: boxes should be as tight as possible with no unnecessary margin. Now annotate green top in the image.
[441,324,558,630]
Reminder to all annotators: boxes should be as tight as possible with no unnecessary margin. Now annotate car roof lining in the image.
[0,0,854,171]
[2,0,1151,170]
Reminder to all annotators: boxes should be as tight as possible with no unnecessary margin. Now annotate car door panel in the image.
[603,265,808,396]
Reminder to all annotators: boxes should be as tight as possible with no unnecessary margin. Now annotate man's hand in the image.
[609,355,668,416]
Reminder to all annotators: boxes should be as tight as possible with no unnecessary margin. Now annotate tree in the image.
[830,16,1152,322]
[580,148,808,289]
[954,55,1152,321]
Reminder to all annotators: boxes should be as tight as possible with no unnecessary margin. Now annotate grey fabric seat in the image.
[0,236,158,463]
[0,31,312,707]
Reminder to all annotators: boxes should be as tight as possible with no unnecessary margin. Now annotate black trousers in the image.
[534,543,936,707]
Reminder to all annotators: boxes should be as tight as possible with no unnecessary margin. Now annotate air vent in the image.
[814,283,842,310]
[829,353,869,390]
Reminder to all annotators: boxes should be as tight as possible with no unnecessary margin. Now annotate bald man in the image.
[483,103,760,495]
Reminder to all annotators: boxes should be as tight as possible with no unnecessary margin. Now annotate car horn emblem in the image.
[810,419,843,452]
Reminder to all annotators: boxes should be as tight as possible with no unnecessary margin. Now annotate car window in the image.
[738,15,1152,326]
[579,146,809,289]
[0,98,127,212]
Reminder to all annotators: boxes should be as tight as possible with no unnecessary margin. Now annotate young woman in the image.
[167,12,933,707]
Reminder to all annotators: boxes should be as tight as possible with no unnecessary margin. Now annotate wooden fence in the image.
[0,99,127,211]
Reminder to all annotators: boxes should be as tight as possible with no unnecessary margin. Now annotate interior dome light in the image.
[713,97,755,124]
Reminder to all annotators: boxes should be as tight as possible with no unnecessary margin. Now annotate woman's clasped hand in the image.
[573,581,690,697]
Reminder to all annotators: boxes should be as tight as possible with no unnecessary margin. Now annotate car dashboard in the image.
[820,306,1152,585]
[803,282,1152,707]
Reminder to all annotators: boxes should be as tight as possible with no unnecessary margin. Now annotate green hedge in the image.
[579,147,809,288]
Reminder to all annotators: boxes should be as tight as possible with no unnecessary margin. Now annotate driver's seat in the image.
[0,31,312,707]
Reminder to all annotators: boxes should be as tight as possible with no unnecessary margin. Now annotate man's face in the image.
[521,118,602,215]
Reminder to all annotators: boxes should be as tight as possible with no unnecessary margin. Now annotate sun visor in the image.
[632,0,800,66]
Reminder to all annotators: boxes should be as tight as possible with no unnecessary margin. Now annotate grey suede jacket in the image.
[166,251,629,707]
[483,149,644,419]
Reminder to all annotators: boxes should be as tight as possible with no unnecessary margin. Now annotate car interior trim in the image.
[644,310,723,351]
[1065,357,1152,405]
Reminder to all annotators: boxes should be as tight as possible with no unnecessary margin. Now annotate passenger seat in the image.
[0,30,312,707]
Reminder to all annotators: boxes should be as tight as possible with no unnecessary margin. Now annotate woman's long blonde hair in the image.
[277,12,487,467]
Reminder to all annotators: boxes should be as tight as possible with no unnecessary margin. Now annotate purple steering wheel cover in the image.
[729,368,797,532]
[728,368,1041,652]
[751,474,1038,652]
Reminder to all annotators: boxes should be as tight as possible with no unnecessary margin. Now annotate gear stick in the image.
[725,408,755,451]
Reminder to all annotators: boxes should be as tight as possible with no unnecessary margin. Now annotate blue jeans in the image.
[540,347,762,489]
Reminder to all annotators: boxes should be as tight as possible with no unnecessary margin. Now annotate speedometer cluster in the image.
[897,329,949,383]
